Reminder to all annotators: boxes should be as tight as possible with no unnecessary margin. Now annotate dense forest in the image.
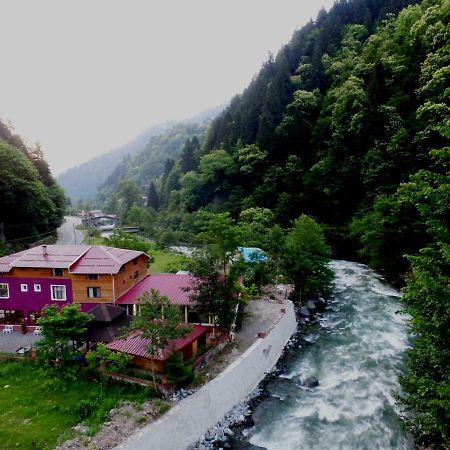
[0,120,66,253]
[97,0,449,446]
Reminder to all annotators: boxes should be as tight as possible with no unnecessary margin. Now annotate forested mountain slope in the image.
[58,122,171,201]
[97,121,210,202]
[0,120,65,252]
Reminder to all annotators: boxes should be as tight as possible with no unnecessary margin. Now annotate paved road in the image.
[56,216,84,245]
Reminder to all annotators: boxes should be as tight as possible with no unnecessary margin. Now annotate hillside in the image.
[97,121,210,202]
[0,120,65,251]
[59,104,225,201]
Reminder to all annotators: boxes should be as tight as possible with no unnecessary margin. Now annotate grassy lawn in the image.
[149,250,189,273]
[0,360,154,450]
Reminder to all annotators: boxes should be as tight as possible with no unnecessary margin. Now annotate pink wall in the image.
[0,277,73,323]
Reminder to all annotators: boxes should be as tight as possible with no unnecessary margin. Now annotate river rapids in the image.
[244,260,413,450]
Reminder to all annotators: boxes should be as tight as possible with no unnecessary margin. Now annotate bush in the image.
[165,352,194,388]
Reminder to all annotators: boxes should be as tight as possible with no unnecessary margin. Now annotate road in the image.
[56,216,84,245]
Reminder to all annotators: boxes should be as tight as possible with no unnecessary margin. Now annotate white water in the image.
[247,260,413,450]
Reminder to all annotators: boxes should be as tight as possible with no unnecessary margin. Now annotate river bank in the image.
[115,298,297,450]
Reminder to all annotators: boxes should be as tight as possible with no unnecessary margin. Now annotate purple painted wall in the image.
[0,277,73,323]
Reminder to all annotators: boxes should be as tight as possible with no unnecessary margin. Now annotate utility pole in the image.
[73,223,76,245]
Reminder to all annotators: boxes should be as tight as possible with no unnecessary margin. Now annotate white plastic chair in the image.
[2,325,14,334]
[33,326,42,336]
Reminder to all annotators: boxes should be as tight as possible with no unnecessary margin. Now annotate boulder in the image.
[306,300,317,312]
[302,376,319,388]
[299,307,310,317]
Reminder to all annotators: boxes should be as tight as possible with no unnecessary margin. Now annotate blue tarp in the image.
[237,246,268,263]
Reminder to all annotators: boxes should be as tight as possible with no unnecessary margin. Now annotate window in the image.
[20,284,28,292]
[34,284,41,292]
[87,287,101,298]
[51,268,63,276]
[86,274,99,280]
[133,270,139,279]
[133,257,138,266]
[119,265,125,273]
[51,285,67,301]
[0,283,9,299]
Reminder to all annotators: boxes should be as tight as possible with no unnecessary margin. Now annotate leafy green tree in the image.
[37,304,93,364]
[130,289,191,388]
[118,180,142,220]
[104,230,151,253]
[196,211,240,283]
[86,343,132,374]
[282,215,333,301]
[188,250,239,330]
[126,205,156,235]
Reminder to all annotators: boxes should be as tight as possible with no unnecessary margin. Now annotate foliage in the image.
[129,289,192,386]
[164,351,194,388]
[37,304,93,365]
[86,343,132,374]
[0,129,65,244]
[188,250,240,329]
[104,230,152,253]
[282,215,333,301]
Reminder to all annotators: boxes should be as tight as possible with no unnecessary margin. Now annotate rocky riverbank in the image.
[188,296,327,450]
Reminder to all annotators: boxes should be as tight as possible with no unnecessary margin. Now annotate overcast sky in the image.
[0,0,335,175]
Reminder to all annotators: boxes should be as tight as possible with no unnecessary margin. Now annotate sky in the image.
[0,0,335,176]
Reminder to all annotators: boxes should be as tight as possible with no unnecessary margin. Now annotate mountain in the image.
[58,104,225,201]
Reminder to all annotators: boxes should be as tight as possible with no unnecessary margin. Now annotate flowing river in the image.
[244,260,413,450]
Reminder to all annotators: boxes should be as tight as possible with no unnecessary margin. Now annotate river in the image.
[243,260,413,450]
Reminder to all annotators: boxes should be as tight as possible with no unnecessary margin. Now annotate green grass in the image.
[149,249,189,273]
[0,360,154,450]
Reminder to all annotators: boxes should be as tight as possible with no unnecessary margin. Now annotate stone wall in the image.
[116,300,297,450]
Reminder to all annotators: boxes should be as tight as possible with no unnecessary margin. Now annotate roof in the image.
[86,315,133,343]
[106,325,209,360]
[89,304,126,323]
[0,244,147,274]
[116,273,194,306]
[70,246,143,274]
[237,246,268,263]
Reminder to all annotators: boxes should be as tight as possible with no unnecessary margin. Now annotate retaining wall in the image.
[116,300,297,450]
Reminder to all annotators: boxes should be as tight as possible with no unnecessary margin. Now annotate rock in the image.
[299,307,310,317]
[224,427,234,437]
[306,300,317,312]
[302,376,319,388]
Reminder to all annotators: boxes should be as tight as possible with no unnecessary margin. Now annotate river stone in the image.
[302,376,319,388]
[299,307,310,317]
[306,300,317,312]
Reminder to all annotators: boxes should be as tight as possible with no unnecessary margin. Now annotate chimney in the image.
[42,245,47,255]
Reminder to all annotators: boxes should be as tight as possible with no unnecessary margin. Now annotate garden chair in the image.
[2,325,14,334]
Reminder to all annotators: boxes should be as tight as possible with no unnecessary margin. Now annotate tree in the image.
[188,250,239,330]
[126,205,156,235]
[130,289,191,388]
[118,180,142,220]
[282,215,333,301]
[37,304,93,365]
[196,211,240,283]
[146,181,160,211]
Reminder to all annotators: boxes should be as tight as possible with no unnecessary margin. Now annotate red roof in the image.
[70,246,143,274]
[116,273,194,306]
[0,244,147,274]
[106,324,209,360]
